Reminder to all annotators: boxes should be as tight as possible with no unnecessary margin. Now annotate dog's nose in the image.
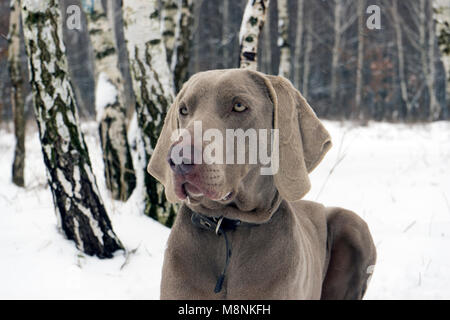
[168,144,196,175]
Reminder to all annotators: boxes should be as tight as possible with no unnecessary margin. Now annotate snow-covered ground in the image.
[0,120,449,299]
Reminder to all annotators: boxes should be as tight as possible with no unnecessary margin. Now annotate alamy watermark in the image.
[169,121,280,176]
[65,4,383,31]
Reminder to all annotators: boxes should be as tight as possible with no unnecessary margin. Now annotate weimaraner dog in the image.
[148,69,376,299]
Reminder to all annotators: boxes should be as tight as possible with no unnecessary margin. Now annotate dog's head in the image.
[148,69,331,222]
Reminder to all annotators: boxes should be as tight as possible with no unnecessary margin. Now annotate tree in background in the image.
[122,0,176,226]
[330,0,357,113]
[239,0,270,70]
[81,0,136,202]
[354,0,366,118]
[277,0,290,78]
[21,0,123,258]
[172,0,194,93]
[161,0,178,66]
[293,0,304,89]
[435,0,450,113]
[8,0,25,187]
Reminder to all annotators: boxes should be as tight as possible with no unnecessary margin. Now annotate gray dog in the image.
[148,69,376,299]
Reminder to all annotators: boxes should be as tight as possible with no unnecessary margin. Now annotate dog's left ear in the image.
[262,74,332,201]
[147,99,180,203]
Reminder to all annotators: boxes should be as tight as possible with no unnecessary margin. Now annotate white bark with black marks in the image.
[239,0,270,70]
[122,0,177,225]
[162,0,179,65]
[82,0,136,202]
[21,0,123,258]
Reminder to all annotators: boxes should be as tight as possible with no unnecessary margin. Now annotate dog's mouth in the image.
[174,178,234,204]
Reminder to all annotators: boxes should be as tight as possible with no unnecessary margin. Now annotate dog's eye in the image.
[233,102,247,112]
[179,106,188,116]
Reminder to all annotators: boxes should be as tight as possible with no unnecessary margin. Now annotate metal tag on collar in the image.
[215,217,224,235]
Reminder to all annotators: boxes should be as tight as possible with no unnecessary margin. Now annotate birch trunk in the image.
[435,0,450,105]
[239,0,270,70]
[302,17,312,99]
[277,0,290,78]
[427,0,441,120]
[122,0,177,225]
[419,0,440,120]
[8,0,26,187]
[293,0,304,89]
[222,0,230,68]
[162,0,179,65]
[172,0,194,93]
[331,0,342,104]
[391,0,412,115]
[21,0,123,258]
[82,0,136,202]
[262,2,272,74]
[354,0,365,117]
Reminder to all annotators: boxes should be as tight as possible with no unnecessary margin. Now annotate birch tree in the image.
[239,0,270,70]
[172,0,194,93]
[222,0,230,68]
[81,0,136,202]
[122,0,177,225]
[277,0,290,78]
[354,0,365,116]
[302,13,313,99]
[435,0,450,105]
[390,0,412,115]
[8,0,25,187]
[21,0,123,258]
[293,0,304,89]
[161,0,179,65]
[261,1,272,74]
[421,0,441,120]
[330,0,357,105]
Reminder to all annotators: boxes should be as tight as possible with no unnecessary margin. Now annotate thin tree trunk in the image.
[277,0,290,78]
[302,17,312,99]
[239,0,270,70]
[172,0,194,93]
[293,0,304,89]
[21,0,123,258]
[331,0,342,104]
[162,0,179,65]
[262,2,272,74]
[122,0,177,226]
[82,0,136,202]
[222,0,230,68]
[8,0,25,187]
[419,0,440,120]
[391,0,412,116]
[427,0,441,120]
[355,0,365,118]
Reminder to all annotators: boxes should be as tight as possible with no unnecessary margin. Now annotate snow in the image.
[0,120,449,299]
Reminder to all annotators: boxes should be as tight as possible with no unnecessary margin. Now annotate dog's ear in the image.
[263,74,332,201]
[147,99,180,203]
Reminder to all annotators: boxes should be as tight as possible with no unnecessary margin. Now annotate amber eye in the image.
[233,102,247,112]
[179,105,188,116]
